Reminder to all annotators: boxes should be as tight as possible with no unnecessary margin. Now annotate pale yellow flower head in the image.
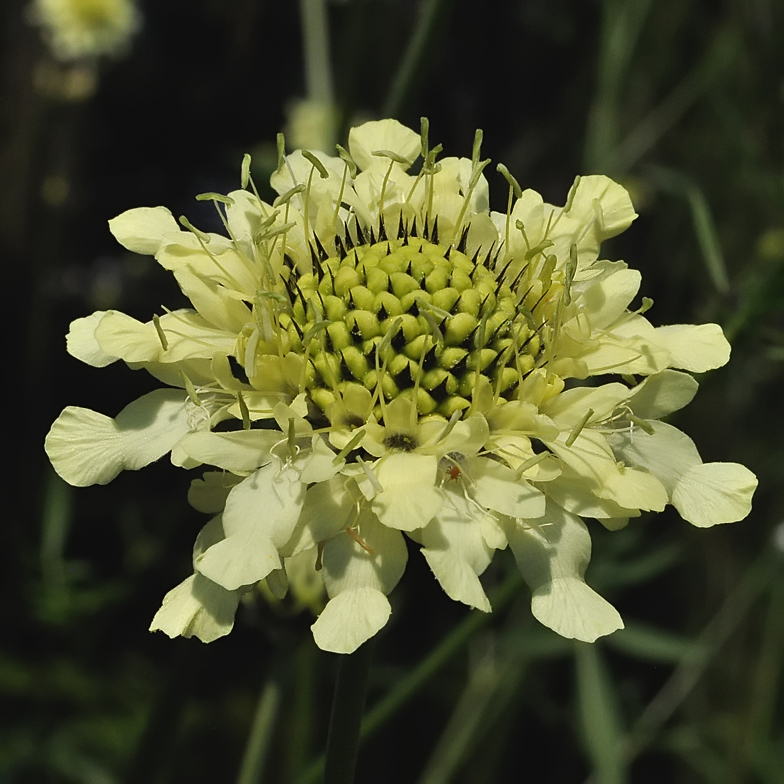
[28,0,141,61]
[45,119,758,653]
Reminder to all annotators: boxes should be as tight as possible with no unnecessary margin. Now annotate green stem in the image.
[322,639,375,784]
[235,656,286,784]
[299,0,334,104]
[383,0,446,119]
[295,571,523,784]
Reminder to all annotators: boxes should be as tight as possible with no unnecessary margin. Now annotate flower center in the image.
[277,228,542,418]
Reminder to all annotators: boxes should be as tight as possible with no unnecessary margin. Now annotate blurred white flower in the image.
[28,0,141,61]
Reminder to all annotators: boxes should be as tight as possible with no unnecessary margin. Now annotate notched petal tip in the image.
[109,206,180,256]
[311,587,391,654]
[149,573,239,643]
[673,462,758,528]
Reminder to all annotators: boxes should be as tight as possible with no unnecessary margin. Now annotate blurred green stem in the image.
[583,0,653,173]
[624,549,775,761]
[300,0,334,105]
[383,0,446,118]
[235,655,286,784]
[296,571,524,784]
[323,640,375,784]
[647,166,731,295]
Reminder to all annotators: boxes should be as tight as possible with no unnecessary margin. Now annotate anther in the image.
[514,452,549,479]
[565,408,594,447]
[273,184,306,208]
[195,192,235,205]
[241,153,252,189]
[302,150,329,179]
[496,163,522,199]
[153,314,168,351]
[178,216,211,243]
[333,429,366,464]
[178,370,202,406]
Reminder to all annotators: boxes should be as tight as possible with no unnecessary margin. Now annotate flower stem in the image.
[235,662,284,784]
[322,639,375,784]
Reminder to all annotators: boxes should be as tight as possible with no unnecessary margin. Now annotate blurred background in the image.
[2,0,783,782]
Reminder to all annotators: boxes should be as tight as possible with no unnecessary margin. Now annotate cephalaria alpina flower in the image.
[45,119,758,653]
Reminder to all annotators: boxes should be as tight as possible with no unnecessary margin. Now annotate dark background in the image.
[2,0,783,782]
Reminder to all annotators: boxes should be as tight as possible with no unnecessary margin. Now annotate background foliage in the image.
[3,0,783,782]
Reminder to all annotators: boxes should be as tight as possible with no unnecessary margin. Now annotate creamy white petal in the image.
[311,588,391,654]
[627,370,699,419]
[421,487,493,611]
[544,470,639,520]
[507,504,623,642]
[179,430,279,473]
[579,263,641,330]
[348,118,421,171]
[607,421,701,494]
[541,383,629,426]
[172,270,251,334]
[565,175,637,242]
[372,453,444,531]
[66,312,118,367]
[298,436,342,483]
[108,206,181,256]
[469,457,545,519]
[95,309,235,365]
[312,513,408,653]
[322,512,408,595]
[196,462,305,589]
[149,573,239,643]
[45,389,190,487]
[652,323,731,372]
[284,477,354,556]
[188,474,237,514]
[672,463,757,527]
[548,430,668,512]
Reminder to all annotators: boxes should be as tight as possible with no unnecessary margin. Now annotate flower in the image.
[45,119,758,653]
[28,0,141,61]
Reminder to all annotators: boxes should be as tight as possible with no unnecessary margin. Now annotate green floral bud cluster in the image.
[278,228,541,417]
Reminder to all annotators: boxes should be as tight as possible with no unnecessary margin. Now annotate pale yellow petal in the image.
[45,390,190,487]
[149,573,239,643]
[108,206,180,256]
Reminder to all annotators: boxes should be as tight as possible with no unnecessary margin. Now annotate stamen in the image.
[514,219,531,252]
[372,149,413,167]
[178,215,211,243]
[563,175,581,212]
[514,452,549,479]
[153,314,168,351]
[237,390,251,430]
[347,526,375,555]
[273,184,306,208]
[564,244,578,305]
[178,370,202,406]
[335,144,358,178]
[240,153,251,189]
[358,457,384,494]
[302,150,330,179]
[628,413,655,435]
[565,407,594,447]
[333,429,366,464]
[287,417,297,459]
[524,240,554,261]
[435,410,462,445]
[496,162,522,199]
[276,132,286,172]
